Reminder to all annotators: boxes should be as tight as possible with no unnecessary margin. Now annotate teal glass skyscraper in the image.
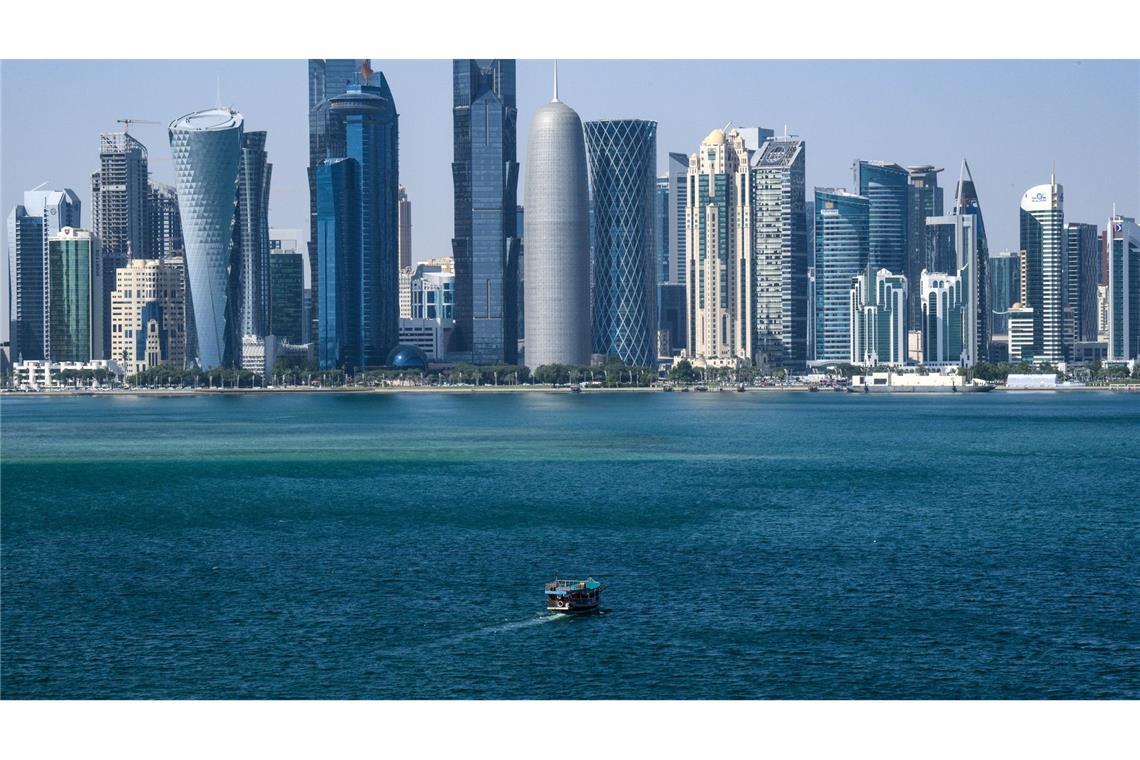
[854,161,908,277]
[450,59,519,365]
[814,188,869,362]
[316,158,360,370]
[585,119,658,367]
[906,165,943,329]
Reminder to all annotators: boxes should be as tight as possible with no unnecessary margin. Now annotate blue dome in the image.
[386,344,428,369]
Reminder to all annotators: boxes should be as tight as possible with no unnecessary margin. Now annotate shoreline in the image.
[2,384,1137,397]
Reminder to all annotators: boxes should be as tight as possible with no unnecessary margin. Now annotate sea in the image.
[1,390,1137,699]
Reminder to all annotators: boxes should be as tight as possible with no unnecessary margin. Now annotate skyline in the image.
[2,59,1138,344]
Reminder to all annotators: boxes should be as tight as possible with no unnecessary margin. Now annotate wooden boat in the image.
[545,578,604,613]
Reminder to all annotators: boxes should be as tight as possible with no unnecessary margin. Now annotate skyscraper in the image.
[585,119,658,367]
[988,250,1020,338]
[450,59,519,365]
[1107,214,1139,361]
[398,185,412,270]
[235,131,273,345]
[110,257,186,374]
[854,160,908,275]
[308,59,365,343]
[952,159,991,362]
[925,210,982,367]
[666,152,688,285]
[1020,171,1064,363]
[814,188,869,362]
[905,165,943,329]
[921,270,965,367]
[655,176,669,285]
[7,189,81,361]
[850,266,907,367]
[685,127,754,364]
[145,182,183,259]
[46,227,103,362]
[522,67,590,369]
[1063,222,1099,350]
[313,67,399,370]
[169,107,243,369]
[269,230,304,345]
[752,135,808,368]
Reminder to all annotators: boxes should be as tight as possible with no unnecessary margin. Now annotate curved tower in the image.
[169,108,243,369]
[1020,169,1064,363]
[522,68,590,369]
[584,119,657,367]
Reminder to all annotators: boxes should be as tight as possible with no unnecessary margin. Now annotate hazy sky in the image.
[3,59,1138,341]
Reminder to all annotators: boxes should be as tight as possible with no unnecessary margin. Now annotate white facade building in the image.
[110,257,187,376]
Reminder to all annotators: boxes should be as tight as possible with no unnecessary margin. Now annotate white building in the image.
[1019,173,1064,363]
[921,270,965,368]
[1008,305,1036,363]
[13,359,125,388]
[850,267,907,367]
[110,257,187,376]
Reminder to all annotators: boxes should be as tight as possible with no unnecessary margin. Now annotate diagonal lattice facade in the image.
[584,119,657,367]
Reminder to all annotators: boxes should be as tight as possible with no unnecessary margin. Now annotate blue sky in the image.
[2,59,1137,339]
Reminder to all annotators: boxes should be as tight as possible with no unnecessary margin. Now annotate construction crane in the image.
[117,118,160,134]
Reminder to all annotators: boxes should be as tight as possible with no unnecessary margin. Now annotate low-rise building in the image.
[13,359,125,388]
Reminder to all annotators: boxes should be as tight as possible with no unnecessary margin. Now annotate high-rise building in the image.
[1063,222,1100,351]
[268,230,304,345]
[925,210,982,367]
[522,67,590,369]
[316,71,400,370]
[1107,214,1139,361]
[854,160,908,276]
[736,127,775,152]
[952,160,991,362]
[235,131,272,347]
[398,185,412,270]
[657,282,686,356]
[666,152,688,285]
[655,176,669,285]
[110,257,186,375]
[169,107,244,369]
[585,119,658,367]
[905,165,943,329]
[7,189,81,361]
[1020,171,1064,363]
[46,227,103,362]
[850,266,907,367]
[145,182,183,259]
[920,270,965,367]
[685,127,753,364]
[449,59,519,365]
[988,250,1020,338]
[1096,284,1110,342]
[814,188,869,362]
[752,136,808,368]
[308,59,366,343]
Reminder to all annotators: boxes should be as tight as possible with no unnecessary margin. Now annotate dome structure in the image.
[704,128,725,145]
[386,344,428,369]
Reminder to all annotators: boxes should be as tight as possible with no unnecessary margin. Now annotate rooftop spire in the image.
[552,60,559,102]
[1051,160,1056,187]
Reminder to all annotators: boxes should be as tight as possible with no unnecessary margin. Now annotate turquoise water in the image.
[2,391,1138,698]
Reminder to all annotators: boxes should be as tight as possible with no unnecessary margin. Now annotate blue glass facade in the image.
[655,177,669,285]
[953,160,991,361]
[814,189,869,361]
[585,119,658,367]
[854,161,908,276]
[905,166,943,330]
[324,75,400,368]
[316,158,361,370]
[450,60,519,365]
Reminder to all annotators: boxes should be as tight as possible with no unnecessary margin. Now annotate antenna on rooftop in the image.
[31,181,48,192]
[552,60,559,102]
[216,73,222,108]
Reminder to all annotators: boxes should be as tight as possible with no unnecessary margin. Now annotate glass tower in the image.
[953,159,991,362]
[47,227,102,362]
[655,176,669,285]
[814,188,869,362]
[1063,221,1099,349]
[988,250,1020,337]
[752,136,808,368]
[667,152,688,286]
[168,107,244,369]
[1019,173,1064,363]
[316,158,361,370]
[906,165,943,330]
[235,131,273,344]
[450,59,519,365]
[269,236,305,346]
[584,119,658,368]
[1107,215,1140,361]
[854,161,908,276]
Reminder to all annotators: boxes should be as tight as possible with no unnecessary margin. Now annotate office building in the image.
[7,189,82,361]
[1107,214,1139,361]
[952,159,991,361]
[737,127,775,152]
[850,266,907,367]
[921,270,965,367]
[906,165,943,329]
[169,107,244,369]
[110,257,186,375]
[308,59,366,343]
[666,151,688,285]
[989,250,1020,337]
[268,230,304,345]
[235,131,273,350]
[450,59,519,365]
[751,135,808,368]
[145,182,183,259]
[1019,170,1065,363]
[925,210,982,367]
[655,176,669,284]
[657,282,686,356]
[316,70,401,370]
[1008,305,1036,363]
[522,67,590,369]
[47,227,103,362]
[398,185,412,269]
[685,127,753,365]
[854,160,908,275]
[585,119,658,367]
[814,188,869,362]
[1063,222,1100,351]
[1097,284,1110,341]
